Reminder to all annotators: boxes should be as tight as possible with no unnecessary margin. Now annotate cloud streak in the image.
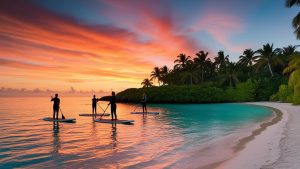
[0,0,249,91]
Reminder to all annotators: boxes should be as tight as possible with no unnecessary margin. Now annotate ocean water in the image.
[0,97,272,169]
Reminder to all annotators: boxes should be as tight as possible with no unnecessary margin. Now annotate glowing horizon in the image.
[0,0,298,92]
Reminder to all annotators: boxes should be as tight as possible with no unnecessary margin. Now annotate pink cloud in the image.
[191,11,246,53]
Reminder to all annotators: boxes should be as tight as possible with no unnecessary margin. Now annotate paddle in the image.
[99,104,109,120]
[132,104,139,112]
[60,108,66,119]
[97,102,105,112]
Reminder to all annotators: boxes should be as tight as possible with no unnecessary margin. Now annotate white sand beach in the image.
[217,102,300,169]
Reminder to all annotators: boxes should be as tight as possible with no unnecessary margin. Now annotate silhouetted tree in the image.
[218,62,239,87]
[214,51,229,71]
[160,65,170,85]
[194,51,211,83]
[238,49,257,66]
[150,67,162,86]
[174,53,192,69]
[180,62,198,85]
[141,78,153,88]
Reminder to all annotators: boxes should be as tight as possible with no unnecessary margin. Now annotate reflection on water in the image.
[0,97,272,169]
[52,122,60,154]
[110,123,117,149]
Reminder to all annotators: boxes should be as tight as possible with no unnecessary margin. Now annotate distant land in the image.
[0,87,110,97]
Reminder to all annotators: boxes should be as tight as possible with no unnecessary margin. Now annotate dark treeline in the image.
[115,43,300,104]
[143,44,293,88]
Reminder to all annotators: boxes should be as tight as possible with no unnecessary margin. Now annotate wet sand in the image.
[215,102,300,169]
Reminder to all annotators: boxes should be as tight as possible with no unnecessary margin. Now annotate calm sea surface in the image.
[0,97,272,169]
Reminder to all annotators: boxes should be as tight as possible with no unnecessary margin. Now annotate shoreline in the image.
[214,102,291,169]
[232,105,283,153]
[197,103,283,169]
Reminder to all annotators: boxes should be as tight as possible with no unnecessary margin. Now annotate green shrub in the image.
[276,84,293,102]
[252,75,288,101]
[270,93,279,101]
[293,82,300,105]
[115,82,256,103]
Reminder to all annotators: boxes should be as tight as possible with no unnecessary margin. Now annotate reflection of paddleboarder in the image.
[108,91,117,120]
[92,95,100,115]
[51,94,60,120]
[52,121,60,154]
[111,123,117,148]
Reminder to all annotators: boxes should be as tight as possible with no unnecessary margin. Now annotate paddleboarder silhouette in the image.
[141,93,147,113]
[51,94,60,120]
[108,91,117,120]
[92,95,100,116]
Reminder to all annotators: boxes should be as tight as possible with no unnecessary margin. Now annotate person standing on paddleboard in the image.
[141,93,147,113]
[108,91,117,120]
[92,95,99,116]
[51,94,60,120]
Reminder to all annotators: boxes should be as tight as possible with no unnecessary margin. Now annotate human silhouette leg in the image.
[113,107,117,120]
[111,106,114,120]
[55,109,59,120]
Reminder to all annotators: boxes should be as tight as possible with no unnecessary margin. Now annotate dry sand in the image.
[217,102,300,169]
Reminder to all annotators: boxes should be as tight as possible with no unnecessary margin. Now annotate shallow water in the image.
[0,97,272,169]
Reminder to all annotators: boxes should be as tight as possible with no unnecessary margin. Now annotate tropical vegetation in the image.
[112,42,300,104]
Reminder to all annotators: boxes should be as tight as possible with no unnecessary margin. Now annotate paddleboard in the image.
[94,119,134,124]
[42,117,76,122]
[79,113,110,116]
[131,112,159,115]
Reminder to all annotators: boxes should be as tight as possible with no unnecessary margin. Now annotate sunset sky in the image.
[0,0,298,92]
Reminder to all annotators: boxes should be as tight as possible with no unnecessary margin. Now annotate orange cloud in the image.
[0,0,209,91]
[3,0,251,91]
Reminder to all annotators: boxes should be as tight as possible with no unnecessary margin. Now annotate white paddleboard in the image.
[94,119,134,124]
[79,113,110,116]
[131,112,159,115]
[42,117,76,122]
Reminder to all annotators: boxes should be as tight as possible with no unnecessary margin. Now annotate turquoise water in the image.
[0,97,272,169]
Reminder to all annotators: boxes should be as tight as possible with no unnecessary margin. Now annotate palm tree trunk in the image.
[268,62,274,77]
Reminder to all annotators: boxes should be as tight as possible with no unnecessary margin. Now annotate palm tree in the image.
[283,45,299,56]
[238,49,257,66]
[150,67,162,86]
[286,0,300,6]
[180,62,198,85]
[174,53,191,69]
[281,45,299,68]
[141,78,153,88]
[160,65,170,85]
[286,0,300,39]
[219,62,239,87]
[214,51,229,71]
[194,51,210,83]
[255,43,282,77]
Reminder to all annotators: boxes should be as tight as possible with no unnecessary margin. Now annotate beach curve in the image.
[215,102,295,169]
